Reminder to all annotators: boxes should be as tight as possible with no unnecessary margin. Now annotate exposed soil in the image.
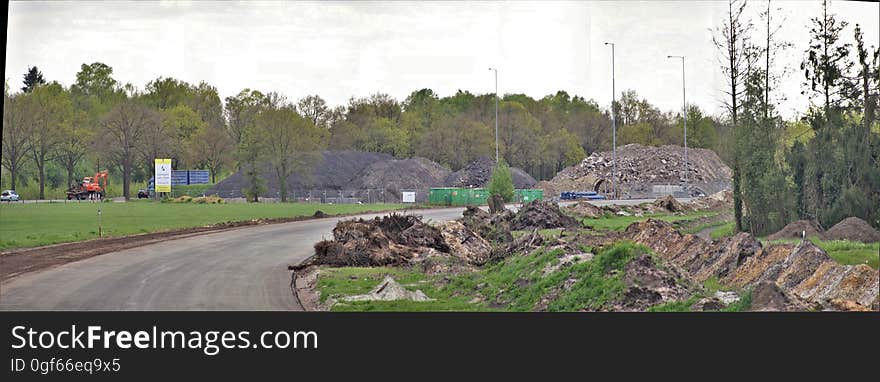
[350,157,451,202]
[766,220,825,241]
[207,151,395,198]
[622,219,879,310]
[825,217,880,243]
[294,213,491,270]
[510,200,580,231]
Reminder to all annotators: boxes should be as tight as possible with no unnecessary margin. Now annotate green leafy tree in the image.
[29,82,73,199]
[2,92,32,191]
[96,99,162,200]
[254,95,325,202]
[487,160,514,202]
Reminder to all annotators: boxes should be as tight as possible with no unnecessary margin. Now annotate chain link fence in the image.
[204,189,431,204]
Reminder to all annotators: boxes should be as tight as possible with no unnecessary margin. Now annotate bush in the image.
[487,160,514,202]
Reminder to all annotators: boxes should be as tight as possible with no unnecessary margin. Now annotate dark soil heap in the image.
[297,213,491,270]
[825,217,880,243]
[510,200,580,231]
[444,156,537,189]
[766,220,825,241]
[350,157,451,202]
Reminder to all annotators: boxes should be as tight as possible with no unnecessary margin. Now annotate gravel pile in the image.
[444,156,537,189]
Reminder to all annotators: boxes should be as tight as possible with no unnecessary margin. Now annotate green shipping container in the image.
[515,189,544,203]
[450,188,470,206]
[429,188,455,205]
[469,188,490,205]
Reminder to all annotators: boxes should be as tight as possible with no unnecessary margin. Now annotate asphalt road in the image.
[0,198,670,311]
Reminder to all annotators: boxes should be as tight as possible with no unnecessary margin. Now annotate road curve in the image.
[0,199,667,311]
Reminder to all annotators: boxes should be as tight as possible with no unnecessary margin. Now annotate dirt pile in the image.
[444,156,537,189]
[540,144,732,198]
[622,219,879,310]
[297,213,491,270]
[460,206,515,244]
[350,157,451,202]
[825,217,880,243]
[564,201,604,218]
[207,151,395,198]
[510,200,580,230]
[610,254,693,311]
[766,220,825,241]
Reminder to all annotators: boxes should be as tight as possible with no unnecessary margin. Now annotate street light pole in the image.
[668,55,687,194]
[604,42,617,199]
[489,67,499,163]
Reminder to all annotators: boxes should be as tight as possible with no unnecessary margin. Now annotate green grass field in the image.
[582,211,717,232]
[0,202,406,250]
[764,237,879,269]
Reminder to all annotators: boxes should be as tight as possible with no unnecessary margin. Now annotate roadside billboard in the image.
[155,159,172,193]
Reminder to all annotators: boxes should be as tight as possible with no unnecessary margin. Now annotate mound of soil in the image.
[510,200,580,231]
[444,156,537,189]
[297,213,490,269]
[824,217,880,243]
[350,157,451,202]
[565,201,604,218]
[207,151,395,198]
[766,220,825,241]
[610,254,692,311]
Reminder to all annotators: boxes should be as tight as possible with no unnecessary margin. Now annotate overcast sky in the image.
[5,1,879,119]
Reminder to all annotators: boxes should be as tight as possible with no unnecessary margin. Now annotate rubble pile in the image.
[297,213,491,269]
[444,156,537,189]
[539,144,732,198]
[622,219,879,310]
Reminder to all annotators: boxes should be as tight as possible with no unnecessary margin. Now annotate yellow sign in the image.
[155,159,172,193]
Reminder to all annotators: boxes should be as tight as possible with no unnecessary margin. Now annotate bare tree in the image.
[98,100,161,200]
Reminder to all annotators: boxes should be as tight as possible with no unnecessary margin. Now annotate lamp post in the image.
[667,55,687,194]
[488,67,499,163]
[604,42,617,199]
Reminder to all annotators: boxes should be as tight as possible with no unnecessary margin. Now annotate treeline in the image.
[2,64,727,201]
[717,0,879,235]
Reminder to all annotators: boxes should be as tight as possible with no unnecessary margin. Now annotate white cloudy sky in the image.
[5,1,879,119]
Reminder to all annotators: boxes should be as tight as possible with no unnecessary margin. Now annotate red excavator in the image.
[66,171,109,200]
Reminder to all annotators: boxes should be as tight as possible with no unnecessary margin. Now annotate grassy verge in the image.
[0,202,406,250]
[764,237,879,269]
[710,222,736,239]
[582,211,717,232]
[317,241,654,312]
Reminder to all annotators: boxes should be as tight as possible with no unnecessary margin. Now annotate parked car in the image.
[1,190,21,202]
[137,189,150,199]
